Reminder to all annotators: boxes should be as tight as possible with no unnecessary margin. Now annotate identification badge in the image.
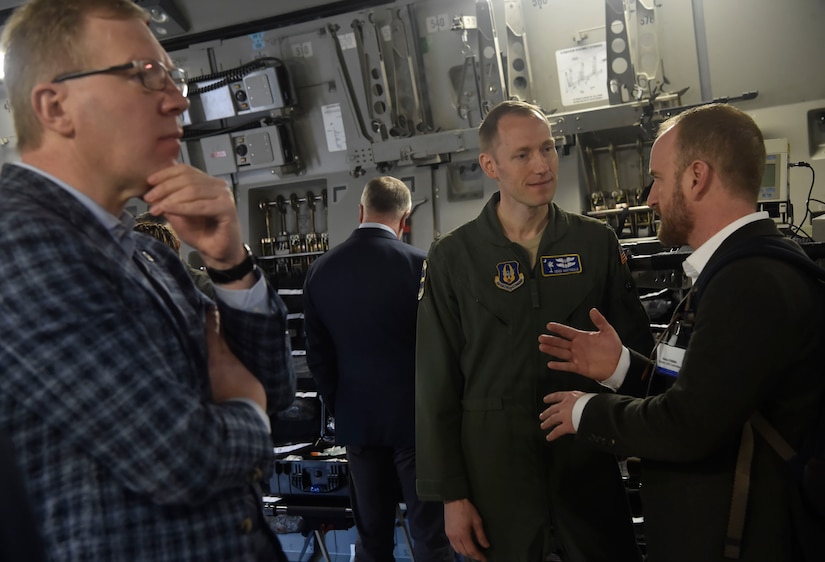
[656,342,685,378]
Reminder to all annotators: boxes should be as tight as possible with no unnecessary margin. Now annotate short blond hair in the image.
[1,0,148,150]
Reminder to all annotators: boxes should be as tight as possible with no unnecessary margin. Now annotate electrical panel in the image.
[190,134,236,176]
[185,124,296,176]
[183,61,295,127]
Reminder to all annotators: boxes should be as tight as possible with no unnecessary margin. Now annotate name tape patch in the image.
[541,254,583,276]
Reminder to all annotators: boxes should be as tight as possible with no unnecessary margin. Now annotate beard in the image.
[656,186,693,247]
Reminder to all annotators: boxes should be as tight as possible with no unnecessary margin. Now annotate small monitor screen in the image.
[759,160,779,201]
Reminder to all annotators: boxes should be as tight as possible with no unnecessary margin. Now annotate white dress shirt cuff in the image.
[571,393,597,431]
[600,345,630,390]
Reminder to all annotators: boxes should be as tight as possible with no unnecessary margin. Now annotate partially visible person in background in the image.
[134,214,215,298]
[304,176,455,562]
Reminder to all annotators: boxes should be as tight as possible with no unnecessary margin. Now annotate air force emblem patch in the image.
[541,254,583,276]
[494,261,524,292]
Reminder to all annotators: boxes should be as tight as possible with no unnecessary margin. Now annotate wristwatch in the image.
[206,244,256,284]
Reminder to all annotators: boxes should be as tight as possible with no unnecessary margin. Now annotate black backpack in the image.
[689,236,825,559]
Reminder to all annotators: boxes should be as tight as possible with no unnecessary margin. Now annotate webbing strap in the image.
[751,411,797,462]
[724,422,755,559]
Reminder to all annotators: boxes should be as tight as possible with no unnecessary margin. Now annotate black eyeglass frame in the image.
[52,59,188,97]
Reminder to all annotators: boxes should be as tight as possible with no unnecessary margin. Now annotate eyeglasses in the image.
[52,59,188,97]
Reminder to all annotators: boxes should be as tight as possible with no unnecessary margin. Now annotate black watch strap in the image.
[206,244,256,284]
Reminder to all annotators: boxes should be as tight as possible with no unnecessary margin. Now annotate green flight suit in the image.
[416,192,653,562]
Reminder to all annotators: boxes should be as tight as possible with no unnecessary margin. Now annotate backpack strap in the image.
[751,411,798,462]
[725,422,755,559]
[693,236,825,559]
[694,237,825,304]
[725,412,803,559]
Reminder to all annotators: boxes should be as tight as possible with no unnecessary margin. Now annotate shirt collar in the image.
[682,211,770,283]
[12,162,137,255]
[359,222,398,237]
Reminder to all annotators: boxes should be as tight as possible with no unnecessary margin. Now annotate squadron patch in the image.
[541,254,582,276]
[418,260,427,300]
[494,260,525,292]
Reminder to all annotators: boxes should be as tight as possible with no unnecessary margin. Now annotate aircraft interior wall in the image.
[0,0,822,255]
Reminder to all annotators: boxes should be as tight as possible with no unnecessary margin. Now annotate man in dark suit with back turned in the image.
[303,176,454,562]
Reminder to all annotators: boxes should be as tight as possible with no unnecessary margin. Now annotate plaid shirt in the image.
[0,165,295,561]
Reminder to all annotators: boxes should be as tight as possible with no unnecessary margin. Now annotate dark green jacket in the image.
[416,193,653,562]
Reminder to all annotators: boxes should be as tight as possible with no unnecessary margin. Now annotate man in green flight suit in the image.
[415,100,654,562]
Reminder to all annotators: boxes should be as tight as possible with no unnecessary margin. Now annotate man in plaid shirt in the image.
[0,0,295,560]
